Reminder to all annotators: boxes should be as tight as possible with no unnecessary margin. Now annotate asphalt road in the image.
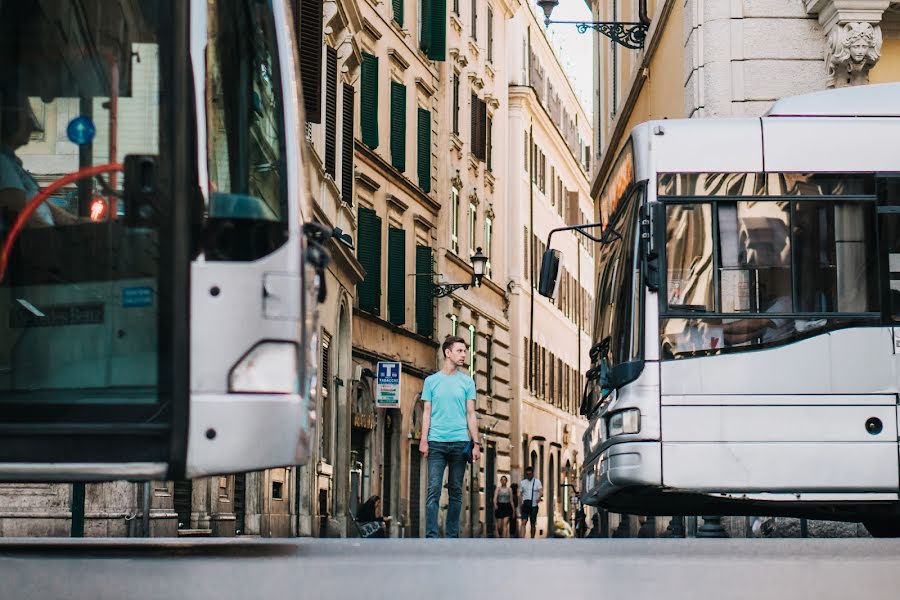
[2,537,899,600]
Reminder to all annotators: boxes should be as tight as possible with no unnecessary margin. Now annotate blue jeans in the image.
[425,441,468,538]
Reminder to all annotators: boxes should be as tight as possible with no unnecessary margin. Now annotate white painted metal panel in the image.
[766,83,900,117]
[661,405,897,442]
[663,442,899,491]
[186,393,306,477]
[645,119,763,174]
[662,394,896,406]
[763,118,900,172]
[660,327,897,396]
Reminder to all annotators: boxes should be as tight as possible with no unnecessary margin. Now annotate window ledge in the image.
[485,62,495,80]
[468,152,481,175]
[484,170,495,192]
[450,13,463,34]
[450,133,464,159]
[468,39,480,60]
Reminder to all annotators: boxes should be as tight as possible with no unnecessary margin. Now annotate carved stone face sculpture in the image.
[827,22,883,87]
[850,38,869,63]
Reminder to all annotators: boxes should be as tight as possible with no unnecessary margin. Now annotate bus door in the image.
[0,1,190,479]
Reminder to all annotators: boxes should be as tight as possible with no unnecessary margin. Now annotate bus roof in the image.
[766,83,900,117]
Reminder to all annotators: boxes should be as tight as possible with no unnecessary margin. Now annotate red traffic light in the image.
[89,196,107,221]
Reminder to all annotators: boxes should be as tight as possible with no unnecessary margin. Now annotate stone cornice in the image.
[805,0,891,29]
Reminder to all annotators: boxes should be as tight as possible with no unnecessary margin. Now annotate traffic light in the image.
[89,196,107,221]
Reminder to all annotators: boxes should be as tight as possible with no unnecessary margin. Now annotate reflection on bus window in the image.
[205,0,287,261]
[593,186,642,368]
[657,173,765,197]
[718,201,792,314]
[767,173,875,196]
[661,316,870,358]
[665,204,714,311]
[662,196,880,358]
[657,172,875,197]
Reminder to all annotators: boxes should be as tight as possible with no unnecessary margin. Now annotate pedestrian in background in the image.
[509,483,519,537]
[519,466,543,538]
[420,336,481,538]
[493,475,513,538]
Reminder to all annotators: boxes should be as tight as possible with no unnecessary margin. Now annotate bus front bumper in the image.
[583,441,662,504]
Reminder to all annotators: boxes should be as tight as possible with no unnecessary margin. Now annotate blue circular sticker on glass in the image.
[66,116,96,146]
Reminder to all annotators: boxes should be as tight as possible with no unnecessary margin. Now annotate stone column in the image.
[806,0,889,87]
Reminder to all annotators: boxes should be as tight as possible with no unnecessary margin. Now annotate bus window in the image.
[665,204,714,311]
[661,194,880,359]
[0,0,183,470]
[718,201,793,315]
[205,0,288,261]
[593,184,642,370]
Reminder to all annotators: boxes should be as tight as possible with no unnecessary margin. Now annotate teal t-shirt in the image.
[422,370,475,442]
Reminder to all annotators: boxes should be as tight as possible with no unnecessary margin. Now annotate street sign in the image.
[375,361,401,408]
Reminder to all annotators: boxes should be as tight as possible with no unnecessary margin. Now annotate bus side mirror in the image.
[641,202,663,292]
[538,248,562,299]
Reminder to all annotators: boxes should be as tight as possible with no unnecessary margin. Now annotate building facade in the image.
[504,5,593,538]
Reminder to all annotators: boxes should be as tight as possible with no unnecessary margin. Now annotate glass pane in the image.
[794,202,878,313]
[767,173,875,196]
[661,317,871,358]
[0,2,164,401]
[718,201,792,314]
[657,173,765,197]
[205,0,287,261]
[881,213,900,322]
[665,204,714,311]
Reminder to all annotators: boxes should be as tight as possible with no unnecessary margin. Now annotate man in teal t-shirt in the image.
[419,335,480,538]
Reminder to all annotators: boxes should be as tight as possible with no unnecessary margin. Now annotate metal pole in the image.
[70,483,85,537]
[142,482,152,537]
[800,518,809,538]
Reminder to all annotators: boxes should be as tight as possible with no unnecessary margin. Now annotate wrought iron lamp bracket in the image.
[546,20,648,50]
[433,282,472,298]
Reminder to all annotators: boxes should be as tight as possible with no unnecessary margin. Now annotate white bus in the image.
[540,83,900,536]
[0,0,327,481]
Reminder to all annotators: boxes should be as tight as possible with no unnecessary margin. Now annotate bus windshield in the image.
[0,1,169,411]
[593,144,641,372]
[659,172,881,358]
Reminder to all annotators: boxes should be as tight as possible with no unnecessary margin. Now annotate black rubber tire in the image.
[863,518,900,538]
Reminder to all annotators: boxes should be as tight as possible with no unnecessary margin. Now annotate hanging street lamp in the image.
[537,0,650,50]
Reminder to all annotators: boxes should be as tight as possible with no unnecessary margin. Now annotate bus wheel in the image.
[863,518,900,538]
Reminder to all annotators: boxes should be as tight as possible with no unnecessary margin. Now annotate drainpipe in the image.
[638,0,651,25]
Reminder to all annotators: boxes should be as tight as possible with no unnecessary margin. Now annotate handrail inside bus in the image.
[0,163,124,283]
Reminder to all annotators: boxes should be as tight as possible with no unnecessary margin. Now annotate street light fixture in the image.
[537,0,650,50]
[433,247,488,297]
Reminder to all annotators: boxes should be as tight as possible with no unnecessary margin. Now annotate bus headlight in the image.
[607,409,641,437]
[229,342,299,394]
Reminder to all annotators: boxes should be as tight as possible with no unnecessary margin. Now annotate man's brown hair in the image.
[441,335,468,357]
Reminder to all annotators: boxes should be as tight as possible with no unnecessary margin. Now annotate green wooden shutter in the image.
[325,46,338,177]
[357,207,382,314]
[390,81,406,172]
[393,0,404,27]
[360,53,379,149]
[341,83,355,203]
[296,0,323,123]
[419,0,446,61]
[415,245,434,337]
[388,227,406,325]
[428,0,447,61]
[419,0,432,54]
[417,108,431,193]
